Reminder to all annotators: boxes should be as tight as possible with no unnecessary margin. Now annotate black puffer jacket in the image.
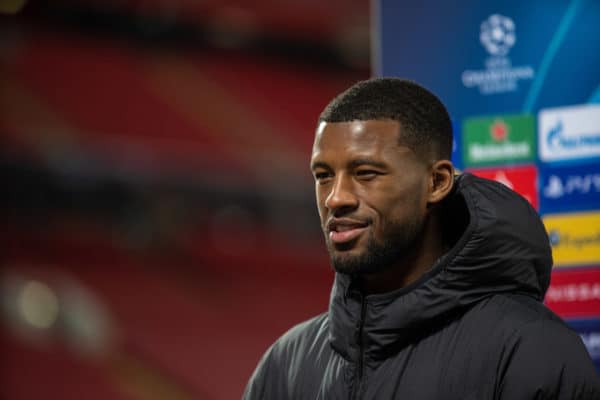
[244,174,600,399]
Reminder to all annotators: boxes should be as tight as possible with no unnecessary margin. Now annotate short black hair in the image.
[319,77,453,160]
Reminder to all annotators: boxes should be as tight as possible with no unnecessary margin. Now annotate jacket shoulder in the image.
[473,294,600,399]
[483,293,569,326]
[267,312,332,376]
[277,312,329,350]
[243,313,330,399]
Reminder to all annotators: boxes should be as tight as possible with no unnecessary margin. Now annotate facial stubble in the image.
[327,214,425,276]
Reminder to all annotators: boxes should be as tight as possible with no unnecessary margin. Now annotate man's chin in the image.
[329,250,367,275]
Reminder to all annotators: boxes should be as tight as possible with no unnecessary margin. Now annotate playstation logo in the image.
[544,175,564,199]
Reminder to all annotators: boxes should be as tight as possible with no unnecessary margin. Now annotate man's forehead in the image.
[313,120,402,148]
[315,120,378,136]
[310,119,416,168]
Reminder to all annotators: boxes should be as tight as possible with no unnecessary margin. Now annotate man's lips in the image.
[327,218,369,244]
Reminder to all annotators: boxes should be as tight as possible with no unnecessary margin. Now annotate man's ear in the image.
[428,160,455,205]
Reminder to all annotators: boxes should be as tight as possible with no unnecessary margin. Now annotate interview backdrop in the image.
[375,0,600,370]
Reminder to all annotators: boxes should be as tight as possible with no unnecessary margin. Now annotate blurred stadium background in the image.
[1,1,370,398]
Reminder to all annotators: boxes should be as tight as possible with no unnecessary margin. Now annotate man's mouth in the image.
[327,219,369,244]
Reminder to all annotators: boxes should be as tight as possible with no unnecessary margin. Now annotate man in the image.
[244,78,599,399]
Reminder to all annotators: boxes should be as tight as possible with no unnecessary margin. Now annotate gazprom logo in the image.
[546,119,600,149]
[539,104,600,162]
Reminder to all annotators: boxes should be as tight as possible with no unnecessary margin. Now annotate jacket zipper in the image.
[352,296,368,400]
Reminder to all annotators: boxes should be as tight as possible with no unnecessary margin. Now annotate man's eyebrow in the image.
[348,158,388,169]
[310,161,330,171]
[311,158,388,171]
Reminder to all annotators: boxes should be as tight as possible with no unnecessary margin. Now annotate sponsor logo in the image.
[548,231,600,249]
[539,162,600,214]
[547,120,600,149]
[468,165,538,209]
[544,174,600,199]
[462,114,535,166]
[547,283,600,303]
[462,14,535,95]
[468,142,530,161]
[543,211,600,267]
[545,268,600,318]
[539,104,600,162]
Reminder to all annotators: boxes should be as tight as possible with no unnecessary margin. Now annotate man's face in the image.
[310,119,431,275]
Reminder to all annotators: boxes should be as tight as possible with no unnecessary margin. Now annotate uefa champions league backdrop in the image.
[375,0,600,369]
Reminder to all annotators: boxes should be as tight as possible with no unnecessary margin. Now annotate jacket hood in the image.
[328,173,553,361]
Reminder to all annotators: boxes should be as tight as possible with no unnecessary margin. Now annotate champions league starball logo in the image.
[461,13,534,95]
[480,14,516,56]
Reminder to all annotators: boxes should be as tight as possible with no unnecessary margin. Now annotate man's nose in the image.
[325,175,358,213]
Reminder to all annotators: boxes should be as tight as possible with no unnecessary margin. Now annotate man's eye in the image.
[356,170,379,179]
[315,172,332,181]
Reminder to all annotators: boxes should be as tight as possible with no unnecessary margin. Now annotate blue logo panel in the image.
[567,318,600,372]
[539,162,600,214]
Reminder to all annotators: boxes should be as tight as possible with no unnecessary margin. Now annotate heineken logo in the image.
[490,120,508,142]
[469,142,530,162]
[462,114,535,167]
